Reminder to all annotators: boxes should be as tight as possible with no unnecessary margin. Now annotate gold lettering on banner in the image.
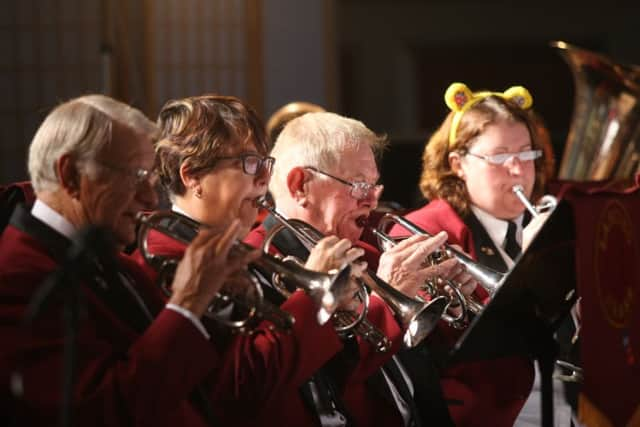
[594,200,639,329]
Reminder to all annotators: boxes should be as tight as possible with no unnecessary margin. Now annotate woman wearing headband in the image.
[391,82,551,427]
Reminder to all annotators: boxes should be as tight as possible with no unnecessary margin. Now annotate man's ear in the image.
[179,162,200,195]
[57,154,81,198]
[449,152,466,180]
[286,167,309,203]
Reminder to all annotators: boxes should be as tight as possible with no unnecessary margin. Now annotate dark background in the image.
[3,0,640,208]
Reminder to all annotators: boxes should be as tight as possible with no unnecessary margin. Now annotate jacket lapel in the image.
[463,212,509,274]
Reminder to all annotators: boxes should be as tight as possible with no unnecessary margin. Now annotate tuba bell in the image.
[552,41,640,181]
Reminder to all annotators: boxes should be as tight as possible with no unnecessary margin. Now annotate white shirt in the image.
[31,199,209,339]
[470,205,523,269]
[465,204,575,427]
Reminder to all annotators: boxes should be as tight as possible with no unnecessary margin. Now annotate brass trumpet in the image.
[259,198,448,350]
[137,211,352,333]
[373,214,505,326]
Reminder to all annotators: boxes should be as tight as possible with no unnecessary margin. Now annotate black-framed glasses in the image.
[466,149,542,166]
[215,153,275,176]
[305,166,383,201]
[94,162,158,188]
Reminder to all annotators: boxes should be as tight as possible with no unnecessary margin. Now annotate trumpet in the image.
[373,214,505,327]
[512,185,558,218]
[259,198,448,350]
[137,211,352,333]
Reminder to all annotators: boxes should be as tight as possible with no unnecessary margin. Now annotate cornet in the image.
[259,198,448,350]
[137,211,352,333]
[373,214,505,327]
[512,185,557,218]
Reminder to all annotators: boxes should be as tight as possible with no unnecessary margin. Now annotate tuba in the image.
[259,198,448,350]
[373,213,505,326]
[137,211,352,333]
[552,41,640,181]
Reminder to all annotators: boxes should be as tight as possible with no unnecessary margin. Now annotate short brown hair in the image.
[419,95,548,216]
[155,94,270,197]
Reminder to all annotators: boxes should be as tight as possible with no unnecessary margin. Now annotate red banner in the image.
[559,179,640,426]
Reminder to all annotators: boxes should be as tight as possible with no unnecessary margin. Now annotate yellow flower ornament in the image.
[444,82,533,145]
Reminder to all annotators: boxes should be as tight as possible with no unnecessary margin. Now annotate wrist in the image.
[168,293,208,318]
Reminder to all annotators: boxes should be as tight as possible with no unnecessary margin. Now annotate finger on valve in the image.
[169,220,243,316]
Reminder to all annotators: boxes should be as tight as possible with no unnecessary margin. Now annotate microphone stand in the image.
[22,226,115,427]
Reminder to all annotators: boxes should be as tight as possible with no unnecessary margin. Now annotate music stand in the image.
[450,199,577,427]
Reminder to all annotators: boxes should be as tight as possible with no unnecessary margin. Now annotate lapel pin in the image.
[480,246,495,256]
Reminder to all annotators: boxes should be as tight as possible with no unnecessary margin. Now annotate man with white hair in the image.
[246,111,473,427]
[0,94,255,426]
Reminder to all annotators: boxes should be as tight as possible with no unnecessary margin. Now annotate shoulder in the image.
[0,225,57,275]
[405,199,459,223]
[400,200,465,234]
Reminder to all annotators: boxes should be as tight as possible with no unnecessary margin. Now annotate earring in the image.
[195,187,203,199]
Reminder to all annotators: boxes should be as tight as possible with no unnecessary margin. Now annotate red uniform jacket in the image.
[390,199,535,427]
[0,206,219,426]
[133,223,358,427]
[244,223,408,427]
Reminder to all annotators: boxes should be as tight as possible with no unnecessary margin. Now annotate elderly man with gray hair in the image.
[0,94,256,426]
[245,111,473,427]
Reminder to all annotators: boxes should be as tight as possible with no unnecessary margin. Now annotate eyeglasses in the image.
[305,166,383,201]
[215,153,275,176]
[93,162,158,188]
[466,149,542,165]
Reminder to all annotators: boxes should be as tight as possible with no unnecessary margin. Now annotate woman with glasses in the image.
[134,94,365,427]
[389,82,552,427]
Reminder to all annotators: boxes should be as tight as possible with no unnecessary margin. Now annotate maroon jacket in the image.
[133,225,354,427]
[390,199,535,427]
[0,206,220,426]
[244,223,407,427]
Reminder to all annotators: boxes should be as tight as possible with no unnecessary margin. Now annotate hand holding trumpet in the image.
[169,219,261,317]
[304,236,367,311]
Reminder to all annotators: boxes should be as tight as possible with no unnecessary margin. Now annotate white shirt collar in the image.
[470,204,523,265]
[171,204,194,220]
[31,199,77,240]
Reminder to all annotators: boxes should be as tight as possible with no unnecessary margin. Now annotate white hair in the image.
[269,112,386,201]
[28,94,157,192]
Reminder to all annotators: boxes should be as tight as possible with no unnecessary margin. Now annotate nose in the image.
[254,164,271,189]
[136,180,159,210]
[359,184,383,210]
[504,155,523,176]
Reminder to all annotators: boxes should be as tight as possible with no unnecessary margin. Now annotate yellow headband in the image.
[445,82,533,146]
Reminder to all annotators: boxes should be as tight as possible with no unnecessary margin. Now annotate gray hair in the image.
[269,112,386,201]
[28,94,157,192]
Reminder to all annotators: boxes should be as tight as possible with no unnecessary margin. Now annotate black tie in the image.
[504,221,521,260]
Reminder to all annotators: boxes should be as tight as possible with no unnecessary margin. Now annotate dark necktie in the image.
[504,221,521,260]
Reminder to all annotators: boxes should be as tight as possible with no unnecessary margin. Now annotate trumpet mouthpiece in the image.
[256,195,274,209]
[512,184,524,194]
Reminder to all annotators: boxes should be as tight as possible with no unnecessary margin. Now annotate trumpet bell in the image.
[402,295,449,348]
[136,211,296,333]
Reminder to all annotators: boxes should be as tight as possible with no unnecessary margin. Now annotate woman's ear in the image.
[57,154,81,198]
[179,162,201,197]
[449,152,466,180]
[286,167,308,205]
